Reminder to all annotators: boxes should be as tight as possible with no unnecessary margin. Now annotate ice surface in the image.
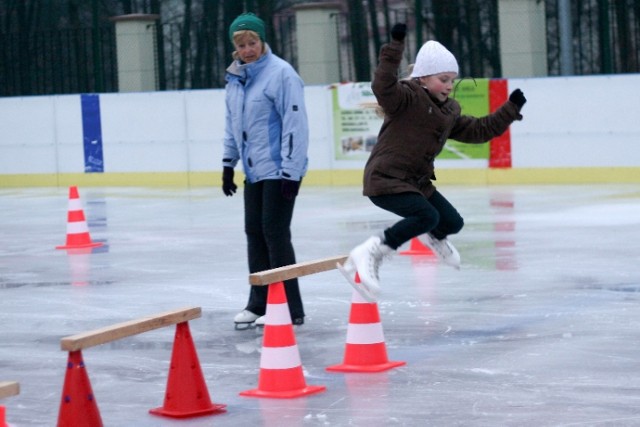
[1,185,640,426]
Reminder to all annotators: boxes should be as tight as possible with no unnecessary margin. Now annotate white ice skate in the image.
[337,258,378,302]
[234,309,260,330]
[422,233,461,269]
[253,315,266,327]
[253,314,304,328]
[337,236,394,302]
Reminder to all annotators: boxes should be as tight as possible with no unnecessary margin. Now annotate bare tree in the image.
[347,0,371,81]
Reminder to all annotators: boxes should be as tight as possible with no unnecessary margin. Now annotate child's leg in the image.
[371,190,463,269]
[369,192,438,249]
[425,190,464,239]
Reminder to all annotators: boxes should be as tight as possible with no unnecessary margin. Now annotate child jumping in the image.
[338,23,527,302]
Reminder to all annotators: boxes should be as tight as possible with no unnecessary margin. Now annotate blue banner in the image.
[80,94,104,173]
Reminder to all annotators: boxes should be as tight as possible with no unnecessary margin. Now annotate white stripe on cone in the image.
[260,345,302,369]
[67,221,90,234]
[347,290,386,344]
[346,323,385,344]
[265,303,291,325]
[68,199,83,211]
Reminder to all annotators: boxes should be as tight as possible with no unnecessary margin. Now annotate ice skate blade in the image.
[442,257,461,270]
[234,321,257,331]
[336,262,377,303]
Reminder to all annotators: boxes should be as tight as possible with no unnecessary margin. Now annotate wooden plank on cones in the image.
[0,381,19,398]
[60,306,201,351]
[249,255,348,285]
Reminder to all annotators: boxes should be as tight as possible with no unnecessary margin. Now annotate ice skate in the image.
[422,233,461,269]
[253,314,303,327]
[234,309,260,330]
[337,258,377,302]
[337,236,394,302]
[253,315,265,327]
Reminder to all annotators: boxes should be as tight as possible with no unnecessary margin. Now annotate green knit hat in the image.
[229,13,266,43]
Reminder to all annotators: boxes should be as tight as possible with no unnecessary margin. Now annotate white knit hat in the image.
[410,40,459,78]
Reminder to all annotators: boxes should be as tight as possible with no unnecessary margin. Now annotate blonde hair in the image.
[231,30,266,59]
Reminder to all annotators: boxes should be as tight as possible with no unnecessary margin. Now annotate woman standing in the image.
[222,13,309,328]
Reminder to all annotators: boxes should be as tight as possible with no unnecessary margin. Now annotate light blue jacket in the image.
[223,46,309,183]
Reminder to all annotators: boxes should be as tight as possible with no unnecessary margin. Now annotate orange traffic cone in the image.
[0,405,7,427]
[327,284,406,373]
[399,237,434,256]
[240,281,326,398]
[57,351,103,427]
[150,322,226,418]
[56,186,103,250]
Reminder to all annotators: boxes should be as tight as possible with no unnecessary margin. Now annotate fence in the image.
[0,27,117,96]
[545,0,640,75]
[1,1,639,96]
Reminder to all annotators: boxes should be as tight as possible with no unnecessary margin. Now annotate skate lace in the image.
[368,243,391,280]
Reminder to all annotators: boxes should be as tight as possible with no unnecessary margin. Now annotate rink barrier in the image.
[248,255,348,285]
[0,381,19,427]
[57,307,225,426]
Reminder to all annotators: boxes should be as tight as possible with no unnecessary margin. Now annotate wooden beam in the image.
[0,381,19,399]
[249,255,348,285]
[60,306,201,352]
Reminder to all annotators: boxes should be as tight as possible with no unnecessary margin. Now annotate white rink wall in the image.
[1,74,639,186]
[509,74,640,168]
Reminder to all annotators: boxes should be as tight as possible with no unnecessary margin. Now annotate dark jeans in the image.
[369,190,464,250]
[243,179,304,319]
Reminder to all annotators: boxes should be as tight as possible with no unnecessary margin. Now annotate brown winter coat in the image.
[363,40,523,198]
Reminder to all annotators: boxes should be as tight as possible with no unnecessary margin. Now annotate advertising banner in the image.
[80,93,104,173]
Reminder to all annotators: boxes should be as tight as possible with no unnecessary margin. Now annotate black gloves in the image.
[223,168,299,200]
[509,89,526,110]
[281,178,300,201]
[390,23,407,42]
[222,166,237,196]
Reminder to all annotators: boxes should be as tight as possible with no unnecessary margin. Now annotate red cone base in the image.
[399,237,434,256]
[57,351,103,427]
[326,344,406,373]
[241,380,326,399]
[149,322,226,418]
[56,242,103,250]
[240,364,326,399]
